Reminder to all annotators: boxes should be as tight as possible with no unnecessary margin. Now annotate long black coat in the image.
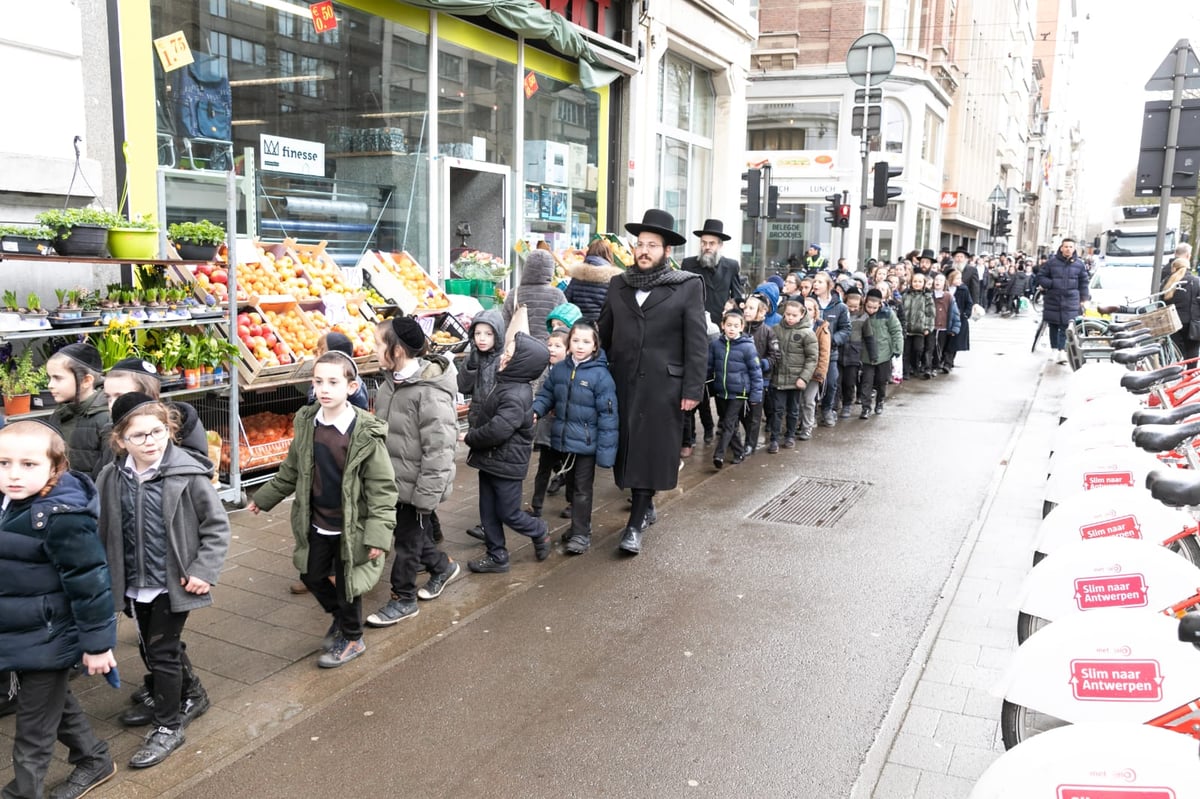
[681,255,744,321]
[951,283,973,352]
[1037,251,1090,326]
[599,274,708,491]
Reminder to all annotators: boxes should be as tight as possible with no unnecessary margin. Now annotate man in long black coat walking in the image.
[599,209,708,556]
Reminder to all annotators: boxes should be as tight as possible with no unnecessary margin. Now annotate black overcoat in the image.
[681,255,744,321]
[599,274,708,491]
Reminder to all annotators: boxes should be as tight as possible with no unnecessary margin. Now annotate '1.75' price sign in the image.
[153,31,194,73]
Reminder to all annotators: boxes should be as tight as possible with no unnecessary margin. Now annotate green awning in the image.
[402,0,621,89]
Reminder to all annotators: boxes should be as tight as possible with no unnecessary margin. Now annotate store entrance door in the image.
[440,158,509,285]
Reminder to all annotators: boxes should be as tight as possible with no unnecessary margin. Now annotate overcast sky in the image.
[1074,1,1200,225]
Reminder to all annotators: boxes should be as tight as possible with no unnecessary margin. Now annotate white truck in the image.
[1089,203,1184,306]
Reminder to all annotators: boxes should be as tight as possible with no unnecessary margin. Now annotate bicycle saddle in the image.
[1107,319,1146,332]
[1113,334,1153,349]
[1132,418,1200,452]
[1121,365,1183,394]
[1111,345,1160,364]
[1111,326,1152,339]
[1146,468,1200,507]
[1180,612,1200,649]
[1132,399,1200,425]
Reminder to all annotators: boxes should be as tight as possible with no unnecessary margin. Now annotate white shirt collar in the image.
[314,403,356,434]
[392,360,422,382]
[124,453,165,480]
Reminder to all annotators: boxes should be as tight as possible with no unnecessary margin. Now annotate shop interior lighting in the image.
[231,119,268,126]
[228,74,329,87]
[246,0,316,18]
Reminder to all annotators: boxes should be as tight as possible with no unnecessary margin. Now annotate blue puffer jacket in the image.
[707,334,764,403]
[1037,250,1090,326]
[752,281,783,327]
[0,471,116,671]
[532,351,619,467]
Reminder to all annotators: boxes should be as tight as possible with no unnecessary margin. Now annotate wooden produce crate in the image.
[220,316,301,387]
[257,300,322,379]
[359,250,451,313]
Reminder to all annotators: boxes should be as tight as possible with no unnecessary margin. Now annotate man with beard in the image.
[951,245,981,308]
[681,218,743,455]
[599,209,708,556]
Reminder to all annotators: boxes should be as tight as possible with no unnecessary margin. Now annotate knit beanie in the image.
[57,342,103,373]
[546,302,582,332]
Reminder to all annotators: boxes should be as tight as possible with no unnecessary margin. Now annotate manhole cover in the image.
[749,476,870,527]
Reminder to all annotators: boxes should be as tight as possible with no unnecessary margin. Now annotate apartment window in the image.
[870,99,905,155]
[279,50,294,91]
[438,52,463,83]
[659,52,714,139]
[921,109,942,163]
[392,36,428,71]
[864,0,882,31]
[915,206,934,250]
[747,100,838,150]
[209,0,227,17]
[207,31,228,74]
[657,53,716,252]
[299,56,321,98]
[231,37,266,66]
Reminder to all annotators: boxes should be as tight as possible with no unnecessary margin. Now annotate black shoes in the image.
[560,505,573,519]
[642,502,657,529]
[618,526,642,555]
[129,726,185,769]
[730,452,745,465]
[120,688,210,728]
[417,561,462,600]
[468,554,510,573]
[767,440,779,454]
[859,406,871,420]
[875,399,885,415]
[712,457,724,470]
[465,524,486,542]
[547,473,566,495]
[180,691,210,726]
[703,430,715,444]
[118,695,156,727]
[533,524,552,562]
[565,534,590,555]
[48,758,116,799]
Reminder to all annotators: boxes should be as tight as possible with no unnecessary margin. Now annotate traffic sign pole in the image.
[845,33,895,270]
[1151,39,1194,291]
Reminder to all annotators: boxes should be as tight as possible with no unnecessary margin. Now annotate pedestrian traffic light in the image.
[766,185,779,219]
[836,202,851,229]
[994,208,1012,238]
[824,192,843,225]
[743,168,762,218]
[872,161,903,207]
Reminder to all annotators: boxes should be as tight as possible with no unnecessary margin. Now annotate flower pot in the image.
[107,228,160,261]
[3,394,32,416]
[54,224,109,257]
[1,235,54,255]
[161,369,185,390]
[200,367,215,386]
[183,368,201,388]
[175,243,218,261]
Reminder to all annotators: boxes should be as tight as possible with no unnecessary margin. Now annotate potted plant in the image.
[0,348,44,416]
[36,208,122,257]
[208,338,239,384]
[20,293,48,323]
[181,335,205,388]
[168,220,225,261]
[77,288,101,321]
[0,291,20,328]
[0,224,55,255]
[91,319,136,369]
[108,214,161,261]
[154,331,185,389]
[51,288,82,324]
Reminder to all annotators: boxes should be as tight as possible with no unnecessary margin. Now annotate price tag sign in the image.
[524,71,539,99]
[153,31,194,73]
[322,293,349,325]
[310,1,338,33]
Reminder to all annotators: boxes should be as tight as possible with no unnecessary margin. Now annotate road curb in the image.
[849,358,1049,798]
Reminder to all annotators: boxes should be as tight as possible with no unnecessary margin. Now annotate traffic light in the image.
[824,192,843,225]
[872,161,903,207]
[836,202,851,229]
[743,168,762,218]
[994,208,1012,237]
[766,185,779,219]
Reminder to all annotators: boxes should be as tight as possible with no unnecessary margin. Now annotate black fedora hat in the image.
[692,218,731,241]
[625,208,687,247]
[952,245,972,258]
[919,248,937,261]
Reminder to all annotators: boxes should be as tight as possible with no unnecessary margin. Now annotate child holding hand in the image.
[47,342,110,478]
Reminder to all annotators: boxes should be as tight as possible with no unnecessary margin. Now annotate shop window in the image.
[747,100,838,151]
[658,53,714,138]
[655,53,715,253]
[436,40,514,165]
[869,99,905,155]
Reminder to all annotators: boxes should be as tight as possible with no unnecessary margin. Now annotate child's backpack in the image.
[173,54,231,142]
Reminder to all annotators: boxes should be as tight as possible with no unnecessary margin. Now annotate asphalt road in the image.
[183,317,1039,798]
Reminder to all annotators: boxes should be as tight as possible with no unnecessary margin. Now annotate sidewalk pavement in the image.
[860,336,1067,796]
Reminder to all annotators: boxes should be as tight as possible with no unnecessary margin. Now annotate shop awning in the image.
[401,0,623,89]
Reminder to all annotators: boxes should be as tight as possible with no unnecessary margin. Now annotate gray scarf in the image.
[622,264,696,290]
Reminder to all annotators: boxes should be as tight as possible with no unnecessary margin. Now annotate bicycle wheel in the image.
[1016,611,1049,644]
[1168,532,1200,566]
[1000,699,1070,749]
[1032,289,1043,311]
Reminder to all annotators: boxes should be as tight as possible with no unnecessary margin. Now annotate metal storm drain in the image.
[749,476,870,527]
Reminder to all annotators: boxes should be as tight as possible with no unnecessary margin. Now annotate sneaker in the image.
[817,411,834,427]
[128,726,185,769]
[559,505,573,519]
[547,473,566,495]
[418,561,462,600]
[859,406,871,420]
[767,440,779,454]
[703,430,715,444]
[528,506,542,517]
[838,406,852,419]
[468,554,511,573]
[321,618,340,651]
[712,457,724,470]
[730,452,745,465]
[798,428,812,441]
[782,437,795,449]
[366,597,419,627]
[49,757,116,799]
[533,521,552,561]
[565,534,590,555]
[317,637,366,669]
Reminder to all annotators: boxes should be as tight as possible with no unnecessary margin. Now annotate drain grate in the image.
[749,476,870,527]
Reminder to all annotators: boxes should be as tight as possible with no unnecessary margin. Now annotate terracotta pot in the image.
[183,368,201,388]
[3,394,32,416]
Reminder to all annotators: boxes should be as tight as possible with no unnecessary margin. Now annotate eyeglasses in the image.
[123,426,168,446]
[634,240,664,252]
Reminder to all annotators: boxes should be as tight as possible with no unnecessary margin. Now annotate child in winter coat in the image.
[465,332,552,572]
[564,240,622,323]
[859,289,905,417]
[929,271,962,374]
[96,395,230,769]
[529,329,570,518]
[101,357,212,469]
[0,421,118,799]
[503,249,566,343]
[741,295,781,456]
[901,272,936,380]
[803,296,831,441]
[837,287,872,418]
[770,299,819,450]
[306,332,370,410]
[458,308,506,541]
[47,342,110,478]
[248,352,398,668]
[707,310,763,468]
[532,321,618,555]
[369,317,461,623]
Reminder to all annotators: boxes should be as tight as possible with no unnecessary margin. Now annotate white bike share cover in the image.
[1045,447,1166,505]
[1033,486,1194,557]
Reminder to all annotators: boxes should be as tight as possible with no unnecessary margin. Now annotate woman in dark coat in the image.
[945,268,973,368]
[1036,238,1090,363]
[598,210,707,556]
[1160,256,1200,361]
[564,239,623,323]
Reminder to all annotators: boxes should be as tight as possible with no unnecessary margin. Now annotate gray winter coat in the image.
[503,250,566,343]
[96,443,230,613]
[375,354,459,512]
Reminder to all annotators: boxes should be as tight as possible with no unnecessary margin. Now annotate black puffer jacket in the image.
[51,391,111,478]
[564,257,623,322]
[458,308,507,430]
[465,332,550,480]
[1037,250,1090,326]
[0,471,116,670]
[503,250,566,343]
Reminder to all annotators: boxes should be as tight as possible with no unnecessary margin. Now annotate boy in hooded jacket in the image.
[503,249,566,343]
[837,286,872,418]
[769,299,819,450]
[740,295,781,456]
[707,310,763,468]
[465,332,552,572]
[457,308,506,541]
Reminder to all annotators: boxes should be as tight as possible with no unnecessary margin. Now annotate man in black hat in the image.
[680,218,743,454]
[916,248,936,275]
[599,209,707,556]
[952,246,981,309]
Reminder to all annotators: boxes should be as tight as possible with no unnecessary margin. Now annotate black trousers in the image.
[932,330,950,369]
[739,402,762,451]
[133,593,190,730]
[389,503,449,602]
[839,364,860,408]
[303,528,362,641]
[904,334,927,377]
[567,454,596,539]
[2,669,108,799]
[858,361,892,407]
[478,471,544,563]
[531,446,572,512]
[769,388,802,440]
[683,388,715,446]
[713,396,746,459]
